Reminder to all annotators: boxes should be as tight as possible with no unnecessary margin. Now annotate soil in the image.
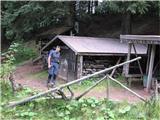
[15,61,151,103]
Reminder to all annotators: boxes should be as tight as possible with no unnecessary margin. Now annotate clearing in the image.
[14,61,151,103]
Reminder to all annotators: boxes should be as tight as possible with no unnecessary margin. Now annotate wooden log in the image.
[106,74,110,99]
[6,57,141,108]
[56,89,68,100]
[75,75,107,100]
[132,44,143,75]
[107,75,146,102]
[153,60,160,75]
[110,57,121,77]
[67,86,74,100]
[32,55,42,64]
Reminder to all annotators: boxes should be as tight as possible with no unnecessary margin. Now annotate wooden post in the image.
[147,45,156,91]
[77,55,83,79]
[146,45,151,74]
[125,43,132,76]
[80,56,83,78]
[106,76,110,99]
[132,44,143,75]
[110,57,121,77]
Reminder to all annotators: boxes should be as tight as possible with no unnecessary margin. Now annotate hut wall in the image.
[58,47,77,82]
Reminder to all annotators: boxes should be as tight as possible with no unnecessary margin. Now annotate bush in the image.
[14,42,37,64]
[0,43,19,80]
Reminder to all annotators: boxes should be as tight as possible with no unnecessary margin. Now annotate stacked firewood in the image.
[82,59,122,77]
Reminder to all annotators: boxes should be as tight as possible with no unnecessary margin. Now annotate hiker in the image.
[47,46,61,87]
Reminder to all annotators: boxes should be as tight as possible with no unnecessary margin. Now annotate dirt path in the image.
[15,62,48,91]
[15,62,151,103]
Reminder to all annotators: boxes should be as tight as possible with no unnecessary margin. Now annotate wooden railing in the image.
[7,57,144,108]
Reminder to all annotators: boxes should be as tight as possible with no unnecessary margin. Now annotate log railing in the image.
[7,57,143,108]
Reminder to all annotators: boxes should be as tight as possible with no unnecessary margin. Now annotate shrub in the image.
[0,42,19,80]
[14,42,37,64]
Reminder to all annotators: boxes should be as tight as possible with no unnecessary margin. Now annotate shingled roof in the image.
[41,35,147,55]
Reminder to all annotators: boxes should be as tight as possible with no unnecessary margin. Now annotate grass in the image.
[25,69,128,93]
[1,80,160,120]
[2,39,160,119]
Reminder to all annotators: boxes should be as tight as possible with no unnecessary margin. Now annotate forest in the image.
[1,1,160,120]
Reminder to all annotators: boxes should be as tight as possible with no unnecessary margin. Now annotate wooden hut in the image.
[40,35,147,82]
[120,35,160,91]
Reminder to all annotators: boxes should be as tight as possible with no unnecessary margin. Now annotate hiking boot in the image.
[47,82,55,88]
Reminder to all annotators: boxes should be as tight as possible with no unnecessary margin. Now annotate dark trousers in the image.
[47,74,57,84]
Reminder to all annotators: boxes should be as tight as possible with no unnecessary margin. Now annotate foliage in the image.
[0,42,19,80]
[0,41,37,82]
[14,42,37,64]
[1,80,160,120]
[96,1,151,14]
[1,1,159,42]
[1,1,70,41]
[144,99,160,119]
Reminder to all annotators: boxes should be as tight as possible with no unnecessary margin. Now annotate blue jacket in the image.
[48,50,60,75]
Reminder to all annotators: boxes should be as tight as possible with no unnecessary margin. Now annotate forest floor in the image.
[14,61,151,103]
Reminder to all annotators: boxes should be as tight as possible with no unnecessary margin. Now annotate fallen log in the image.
[32,55,42,64]
[107,75,146,102]
[75,75,107,100]
[6,57,141,108]
[110,57,122,77]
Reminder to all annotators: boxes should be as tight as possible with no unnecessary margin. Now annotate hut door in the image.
[59,59,68,82]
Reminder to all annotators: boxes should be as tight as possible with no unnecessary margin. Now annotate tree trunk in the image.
[67,1,76,27]
[121,12,132,34]
[88,1,91,14]
[95,0,98,6]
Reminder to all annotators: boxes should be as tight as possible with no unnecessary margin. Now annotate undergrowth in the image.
[1,80,160,120]
[1,42,160,120]
[14,41,37,64]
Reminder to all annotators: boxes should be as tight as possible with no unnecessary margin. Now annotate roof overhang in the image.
[120,35,160,45]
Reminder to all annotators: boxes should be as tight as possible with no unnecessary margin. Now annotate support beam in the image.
[147,45,156,91]
[6,57,141,108]
[146,45,151,74]
[107,75,146,102]
[132,44,143,75]
[75,75,107,100]
[125,43,132,76]
[106,74,110,99]
[110,57,121,77]
[79,56,83,78]
[77,55,83,79]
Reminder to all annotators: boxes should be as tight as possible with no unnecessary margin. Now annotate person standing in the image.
[47,46,61,87]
